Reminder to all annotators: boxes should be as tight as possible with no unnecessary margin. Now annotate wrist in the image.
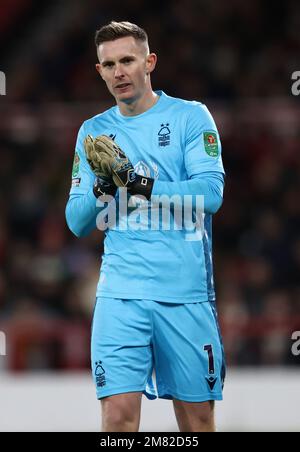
[128,174,154,200]
[93,177,117,198]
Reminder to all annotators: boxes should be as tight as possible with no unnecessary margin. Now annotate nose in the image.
[114,64,124,79]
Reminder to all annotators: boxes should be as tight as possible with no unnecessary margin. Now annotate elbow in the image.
[66,217,84,238]
[68,223,83,238]
[205,195,224,215]
[65,203,85,238]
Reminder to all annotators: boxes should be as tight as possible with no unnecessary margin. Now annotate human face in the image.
[96,36,156,105]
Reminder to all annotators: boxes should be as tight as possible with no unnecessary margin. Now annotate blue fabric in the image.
[91,298,225,401]
[65,91,225,303]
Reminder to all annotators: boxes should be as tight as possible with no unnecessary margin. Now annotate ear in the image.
[95,63,104,79]
[145,53,157,75]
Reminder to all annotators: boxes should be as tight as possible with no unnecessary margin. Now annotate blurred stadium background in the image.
[0,0,300,431]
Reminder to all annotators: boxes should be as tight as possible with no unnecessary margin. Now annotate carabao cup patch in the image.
[72,152,80,177]
[203,132,219,157]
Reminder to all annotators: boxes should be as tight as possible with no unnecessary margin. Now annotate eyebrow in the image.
[101,55,136,66]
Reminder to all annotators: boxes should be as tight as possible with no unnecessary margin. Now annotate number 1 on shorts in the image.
[204,344,215,375]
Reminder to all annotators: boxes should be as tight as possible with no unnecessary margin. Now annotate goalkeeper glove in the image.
[84,134,154,200]
[84,134,118,199]
[93,176,117,198]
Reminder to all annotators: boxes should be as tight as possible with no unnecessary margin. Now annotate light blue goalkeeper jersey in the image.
[66,91,225,303]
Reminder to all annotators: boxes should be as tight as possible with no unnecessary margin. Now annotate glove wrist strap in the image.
[128,175,154,200]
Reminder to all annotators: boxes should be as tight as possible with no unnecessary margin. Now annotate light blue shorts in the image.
[91,298,226,402]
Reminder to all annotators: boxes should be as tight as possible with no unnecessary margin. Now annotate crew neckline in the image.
[116,90,165,119]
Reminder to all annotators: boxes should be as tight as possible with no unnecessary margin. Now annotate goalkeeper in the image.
[65,21,226,433]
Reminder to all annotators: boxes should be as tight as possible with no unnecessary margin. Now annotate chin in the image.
[117,92,137,104]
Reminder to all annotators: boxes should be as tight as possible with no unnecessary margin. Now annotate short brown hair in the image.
[95,21,148,47]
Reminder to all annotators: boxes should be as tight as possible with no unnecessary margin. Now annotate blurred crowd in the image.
[1,0,300,102]
[215,110,300,366]
[0,0,300,370]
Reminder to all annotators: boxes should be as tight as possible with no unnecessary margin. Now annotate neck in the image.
[117,89,159,117]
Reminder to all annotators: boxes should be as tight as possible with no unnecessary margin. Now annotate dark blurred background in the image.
[0,0,300,372]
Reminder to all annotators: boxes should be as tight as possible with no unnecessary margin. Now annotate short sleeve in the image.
[184,103,225,178]
[69,121,95,195]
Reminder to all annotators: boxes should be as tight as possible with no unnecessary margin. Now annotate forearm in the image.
[151,172,224,214]
[65,188,101,237]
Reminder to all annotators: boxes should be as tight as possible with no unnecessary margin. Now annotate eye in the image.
[103,62,114,69]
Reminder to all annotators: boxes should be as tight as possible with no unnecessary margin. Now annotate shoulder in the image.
[162,93,214,128]
[82,105,117,130]
[163,93,216,133]
[162,92,208,117]
[74,106,117,153]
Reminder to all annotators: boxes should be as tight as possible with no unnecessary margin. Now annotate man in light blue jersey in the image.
[65,21,226,432]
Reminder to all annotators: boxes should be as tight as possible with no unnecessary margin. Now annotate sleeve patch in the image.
[203,132,219,157]
[72,152,80,177]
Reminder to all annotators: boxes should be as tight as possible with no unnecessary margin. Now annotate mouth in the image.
[115,83,131,91]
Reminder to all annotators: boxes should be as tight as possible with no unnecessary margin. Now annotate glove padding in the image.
[84,134,134,186]
[83,135,112,181]
[84,134,154,200]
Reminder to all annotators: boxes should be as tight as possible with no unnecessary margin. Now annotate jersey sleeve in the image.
[184,103,225,178]
[69,121,95,195]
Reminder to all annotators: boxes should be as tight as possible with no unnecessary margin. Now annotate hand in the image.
[84,135,118,199]
[93,176,117,198]
[84,134,154,200]
[84,134,113,179]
